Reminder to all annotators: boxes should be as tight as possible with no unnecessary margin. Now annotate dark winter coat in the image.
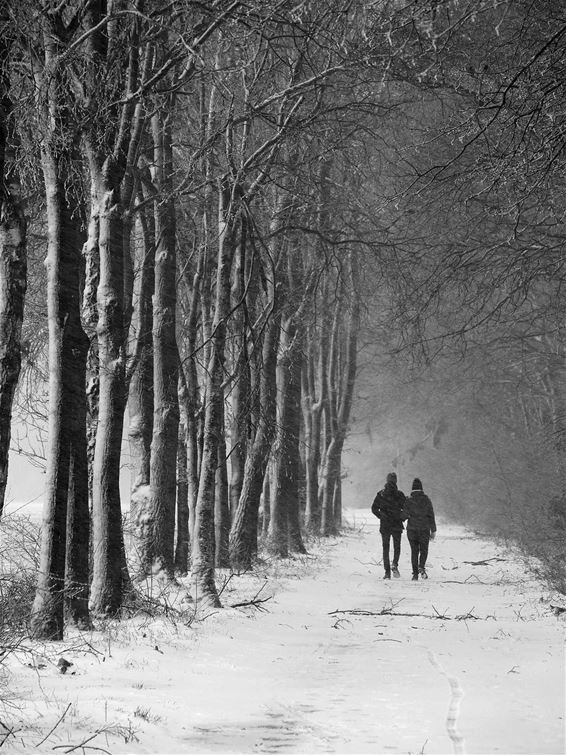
[405,490,436,536]
[371,482,407,534]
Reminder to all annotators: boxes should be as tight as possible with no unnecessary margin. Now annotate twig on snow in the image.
[432,605,450,620]
[230,583,272,611]
[34,702,72,748]
[372,638,402,643]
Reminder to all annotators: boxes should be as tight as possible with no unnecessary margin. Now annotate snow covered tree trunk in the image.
[128,206,154,496]
[85,3,144,614]
[192,180,237,605]
[0,50,26,518]
[228,224,249,518]
[178,357,200,570]
[31,22,90,638]
[89,176,130,616]
[178,243,203,555]
[32,150,72,639]
[81,174,100,509]
[261,467,271,537]
[135,109,180,581]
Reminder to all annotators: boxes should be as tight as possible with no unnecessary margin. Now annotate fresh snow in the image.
[2,508,564,754]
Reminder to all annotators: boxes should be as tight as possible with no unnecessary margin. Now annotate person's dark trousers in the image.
[381,531,402,573]
[408,531,430,575]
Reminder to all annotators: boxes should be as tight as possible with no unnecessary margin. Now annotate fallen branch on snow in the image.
[462,557,506,566]
[230,596,272,611]
[230,583,272,612]
[329,605,487,621]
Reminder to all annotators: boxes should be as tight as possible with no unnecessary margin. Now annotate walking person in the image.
[405,477,436,580]
[371,472,407,579]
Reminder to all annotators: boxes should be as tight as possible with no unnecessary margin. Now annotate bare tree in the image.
[0,23,27,519]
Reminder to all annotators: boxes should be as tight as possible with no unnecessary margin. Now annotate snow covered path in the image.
[6,509,565,754]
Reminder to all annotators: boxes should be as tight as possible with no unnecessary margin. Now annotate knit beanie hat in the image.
[411,478,423,491]
[386,472,397,485]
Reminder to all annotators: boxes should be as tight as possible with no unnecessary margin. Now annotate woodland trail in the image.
[6,509,565,754]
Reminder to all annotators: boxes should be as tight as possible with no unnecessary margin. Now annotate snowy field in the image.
[1,506,564,754]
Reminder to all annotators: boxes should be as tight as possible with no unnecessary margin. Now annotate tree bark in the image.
[229,311,279,571]
[31,22,90,638]
[192,179,237,605]
[215,412,230,568]
[134,108,180,581]
[89,176,130,615]
[175,426,190,574]
[128,203,154,498]
[0,41,26,518]
[320,251,360,535]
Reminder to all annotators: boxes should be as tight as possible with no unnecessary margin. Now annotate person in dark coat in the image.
[371,472,407,579]
[405,477,436,580]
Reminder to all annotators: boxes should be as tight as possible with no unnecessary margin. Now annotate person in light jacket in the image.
[405,477,436,580]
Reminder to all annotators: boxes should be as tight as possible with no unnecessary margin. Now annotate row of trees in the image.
[1,0,382,640]
[1,0,565,639]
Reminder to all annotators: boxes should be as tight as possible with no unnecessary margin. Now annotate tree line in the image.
[1,0,564,639]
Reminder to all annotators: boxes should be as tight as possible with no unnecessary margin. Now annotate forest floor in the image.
[1,507,564,755]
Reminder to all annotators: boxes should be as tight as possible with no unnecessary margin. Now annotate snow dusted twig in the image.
[455,609,480,621]
[462,557,506,566]
[230,583,272,611]
[34,702,72,748]
[0,718,15,748]
[432,605,450,620]
[442,574,487,584]
[329,604,487,622]
[230,595,272,611]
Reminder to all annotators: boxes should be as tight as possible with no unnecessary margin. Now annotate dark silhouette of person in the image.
[371,472,407,579]
[405,477,436,580]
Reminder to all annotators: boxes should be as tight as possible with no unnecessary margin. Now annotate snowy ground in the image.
[1,507,564,754]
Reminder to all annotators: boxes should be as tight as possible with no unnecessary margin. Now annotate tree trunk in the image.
[65,311,90,628]
[31,23,90,637]
[32,157,89,636]
[215,415,230,568]
[285,342,306,554]
[128,204,154,498]
[261,467,271,538]
[320,251,360,536]
[228,222,249,518]
[0,49,26,518]
[135,110,179,581]
[229,313,279,571]
[175,427,190,574]
[82,2,148,613]
[192,180,237,605]
[89,179,130,616]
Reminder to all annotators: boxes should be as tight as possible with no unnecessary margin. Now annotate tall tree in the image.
[31,8,90,638]
[0,23,27,519]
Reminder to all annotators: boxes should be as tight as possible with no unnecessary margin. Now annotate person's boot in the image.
[412,573,418,581]
[392,566,400,578]
[383,571,391,579]
[419,567,428,579]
